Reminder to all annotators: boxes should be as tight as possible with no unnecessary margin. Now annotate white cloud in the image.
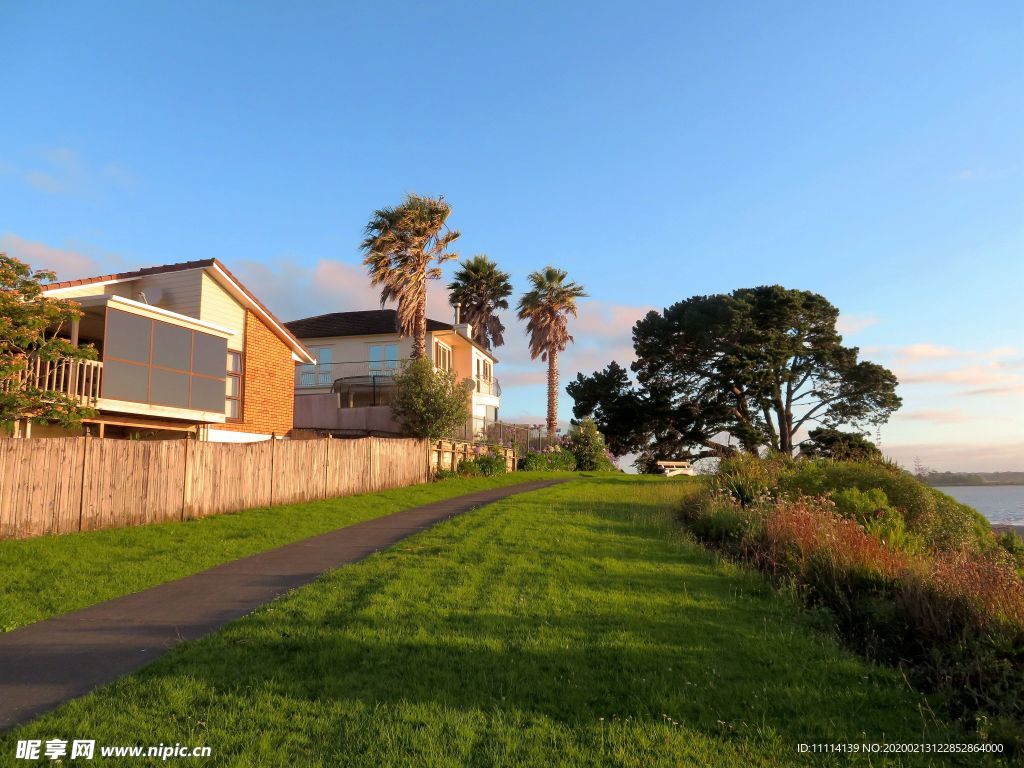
[1,148,137,198]
[836,313,879,336]
[0,232,118,281]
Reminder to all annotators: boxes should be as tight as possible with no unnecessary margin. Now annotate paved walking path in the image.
[0,478,566,730]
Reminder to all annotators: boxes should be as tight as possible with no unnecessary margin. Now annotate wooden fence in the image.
[0,436,429,539]
[429,440,517,474]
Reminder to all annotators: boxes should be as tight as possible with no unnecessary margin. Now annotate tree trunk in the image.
[412,278,427,359]
[546,349,559,442]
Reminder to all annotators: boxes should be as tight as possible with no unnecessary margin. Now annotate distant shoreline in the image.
[930,483,1024,488]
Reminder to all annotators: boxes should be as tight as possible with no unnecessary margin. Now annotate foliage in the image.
[996,530,1024,573]
[516,266,586,440]
[2,477,984,767]
[779,460,992,552]
[569,286,902,464]
[389,357,471,440]
[362,194,460,359]
[800,427,883,461]
[447,254,512,350]
[456,447,509,477]
[0,253,97,428]
[520,448,577,472]
[682,458,1024,748]
[562,418,616,471]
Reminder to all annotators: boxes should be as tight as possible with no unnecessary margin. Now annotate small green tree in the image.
[564,418,616,471]
[1,253,97,428]
[390,357,471,440]
[800,427,883,461]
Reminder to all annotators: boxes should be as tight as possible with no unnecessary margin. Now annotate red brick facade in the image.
[216,310,295,436]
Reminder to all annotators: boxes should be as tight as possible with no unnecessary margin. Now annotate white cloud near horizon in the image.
[0,232,123,281]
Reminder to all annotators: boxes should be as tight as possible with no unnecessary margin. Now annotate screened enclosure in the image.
[101,308,228,413]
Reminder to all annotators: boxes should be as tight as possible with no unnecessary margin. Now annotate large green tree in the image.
[0,253,97,428]
[569,286,901,466]
[447,254,513,350]
[362,194,460,359]
[517,267,587,441]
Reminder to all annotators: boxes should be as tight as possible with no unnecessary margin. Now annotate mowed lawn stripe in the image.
[2,476,987,767]
[0,472,575,632]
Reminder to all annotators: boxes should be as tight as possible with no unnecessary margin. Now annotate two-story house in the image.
[27,259,314,440]
[285,309,500,437]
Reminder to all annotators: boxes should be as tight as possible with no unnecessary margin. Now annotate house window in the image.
[300,346,333,387]
[433,341,452,372]
[368,343,399,375]
[226,350,243,420]
[476,357,492,381]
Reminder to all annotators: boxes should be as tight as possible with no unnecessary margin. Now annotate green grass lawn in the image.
[0,472,573,632]
[2,475,995,767]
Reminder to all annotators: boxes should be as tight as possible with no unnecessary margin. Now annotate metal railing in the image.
[300,360,501,399]
[299,359,410,388]
[5,355,103,405]
[450,417,555,454]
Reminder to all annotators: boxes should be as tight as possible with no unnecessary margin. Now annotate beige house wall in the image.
[198,273,246,351]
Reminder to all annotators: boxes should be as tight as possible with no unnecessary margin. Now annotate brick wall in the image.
[217,310,295,436]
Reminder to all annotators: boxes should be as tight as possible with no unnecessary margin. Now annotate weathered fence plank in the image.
[0,435,434,540]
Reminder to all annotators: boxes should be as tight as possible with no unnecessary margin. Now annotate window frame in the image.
[433,340,453,372]
[299,345,333,387]
[226,349,244,422]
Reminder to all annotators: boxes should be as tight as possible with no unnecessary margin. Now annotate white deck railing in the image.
[9,356,103,405]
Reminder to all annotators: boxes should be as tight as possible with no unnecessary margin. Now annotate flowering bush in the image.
[520,449,577,472]
[561,419,617,471]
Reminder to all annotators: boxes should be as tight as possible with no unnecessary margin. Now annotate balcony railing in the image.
[299,360,410,388]
[6,356,103,405]
[298,360,502,394]
[473,376,501,397]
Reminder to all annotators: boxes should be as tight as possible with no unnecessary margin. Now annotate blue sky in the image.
[2,1,1022,469]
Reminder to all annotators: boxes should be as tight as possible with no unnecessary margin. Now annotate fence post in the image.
[323,435,331,500]
[269,435,277,506]
[180,437,192,521]
[77,435,90,532]
[367,436,373,493]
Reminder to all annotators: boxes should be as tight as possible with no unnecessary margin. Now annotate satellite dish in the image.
[137,286,164,306]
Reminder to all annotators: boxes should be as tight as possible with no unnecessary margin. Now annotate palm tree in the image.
[517,267,587,441]
[447,255,513,350]
[362,194,460,359]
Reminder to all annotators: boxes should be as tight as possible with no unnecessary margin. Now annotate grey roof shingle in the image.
[284,309,452,339]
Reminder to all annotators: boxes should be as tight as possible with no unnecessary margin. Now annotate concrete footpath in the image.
[0,478,566,730]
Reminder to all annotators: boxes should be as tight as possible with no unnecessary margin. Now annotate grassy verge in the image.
[0,472,574,632]
[2,476,993,766]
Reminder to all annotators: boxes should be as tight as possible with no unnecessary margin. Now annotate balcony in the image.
[8,356,104,406]
[473,376,501,397]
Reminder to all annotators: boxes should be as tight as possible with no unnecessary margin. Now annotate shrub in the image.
[457,447,508,477]
[679,491,764,553]
[390,358,472,440]
[682,459,1024,749]
[562,419,616,471]
[714,453,791,507]
[779,459,991,552]
[521,449,576,472]
[997,530,1024,573]
[432,468,458,481]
